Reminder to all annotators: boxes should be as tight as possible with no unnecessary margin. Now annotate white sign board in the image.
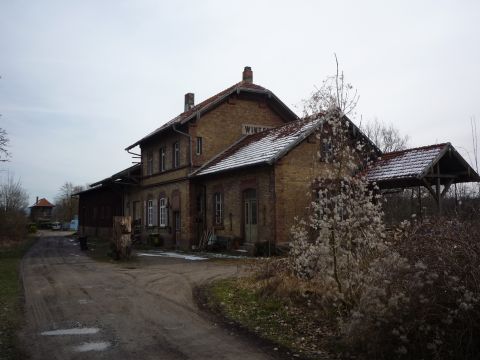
[242,124,274,135]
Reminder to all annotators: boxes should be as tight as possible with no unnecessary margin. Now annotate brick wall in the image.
[189,97,286,167]
[195,166,275,249]
[274,135,332,245]
[124,179,192,249]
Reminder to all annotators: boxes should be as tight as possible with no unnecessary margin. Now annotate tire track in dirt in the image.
[19,235,276,360]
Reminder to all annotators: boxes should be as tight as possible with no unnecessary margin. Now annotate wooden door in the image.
[244,189,257,243]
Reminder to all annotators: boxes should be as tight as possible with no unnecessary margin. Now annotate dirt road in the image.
[18,234,275,360]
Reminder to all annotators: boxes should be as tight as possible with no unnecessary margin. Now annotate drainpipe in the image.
[172,124,193,168]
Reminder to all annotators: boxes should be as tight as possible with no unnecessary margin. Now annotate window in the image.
[147,200,154,226]
[159,147,166,172]
[173,142,180,168]
[146,151,153,175]
[214,192,223,225]
[196,137,203,155]
[321,139,333,161]
[159,198,168,227]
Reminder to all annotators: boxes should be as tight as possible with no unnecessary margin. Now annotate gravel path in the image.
[18,234,275,360]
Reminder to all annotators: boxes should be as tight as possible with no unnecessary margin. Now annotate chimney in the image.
[242,66,253,83]
[184,93,195,112]
[36,196,39,205]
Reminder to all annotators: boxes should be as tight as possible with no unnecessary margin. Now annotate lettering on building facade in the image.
[241,124,275,135]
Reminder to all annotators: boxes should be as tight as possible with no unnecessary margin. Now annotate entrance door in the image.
[244,189,257,243]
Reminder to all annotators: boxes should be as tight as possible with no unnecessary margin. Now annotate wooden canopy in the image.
[366,143,479,213]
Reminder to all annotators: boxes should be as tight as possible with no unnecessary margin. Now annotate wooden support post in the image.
[417,186,422,221]
[436,164,442,215]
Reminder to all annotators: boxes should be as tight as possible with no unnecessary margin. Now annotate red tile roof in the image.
[30,198,55,208]
[125,80,297,150]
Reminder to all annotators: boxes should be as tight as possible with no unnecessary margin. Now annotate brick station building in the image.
[77,67,478,251]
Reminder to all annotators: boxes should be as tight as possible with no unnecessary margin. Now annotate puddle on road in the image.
[41,327,100,336]
[73,341,110,352]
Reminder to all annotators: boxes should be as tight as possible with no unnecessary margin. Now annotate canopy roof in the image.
[366,143,479,189]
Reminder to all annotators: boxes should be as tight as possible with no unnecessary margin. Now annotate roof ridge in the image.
[382,142,449,157]
[124,79,294,150]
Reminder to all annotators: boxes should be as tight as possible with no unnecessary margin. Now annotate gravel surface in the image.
[18,234,276,360]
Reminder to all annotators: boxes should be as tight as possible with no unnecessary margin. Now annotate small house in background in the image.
[29,197,55,223]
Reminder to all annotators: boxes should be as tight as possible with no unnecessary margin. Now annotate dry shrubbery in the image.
[340,218,480,359]
[254,217,480,359]
[0,175,28,244]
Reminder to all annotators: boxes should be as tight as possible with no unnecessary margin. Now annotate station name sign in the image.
[241,124,274,135]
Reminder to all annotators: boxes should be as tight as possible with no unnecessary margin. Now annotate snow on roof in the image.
[367,143,447,182]
[193,118,322,177]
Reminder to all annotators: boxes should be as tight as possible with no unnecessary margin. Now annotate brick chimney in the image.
[184,93,195,112]
[242,66,253,84]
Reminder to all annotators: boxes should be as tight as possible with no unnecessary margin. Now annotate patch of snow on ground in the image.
[137,251,208,261]
[41,327,100,336]
[73,341,110,352]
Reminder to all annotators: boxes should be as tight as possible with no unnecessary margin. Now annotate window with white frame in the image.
[146,151,153,175]
[173,142,180,168]
[196,137,203,155]
[159,197,168,227]
[159,147,166,172]
[147,200,154,226]
[214,192,223,225]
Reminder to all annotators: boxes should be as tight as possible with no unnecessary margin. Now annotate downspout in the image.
[172,124,193,168]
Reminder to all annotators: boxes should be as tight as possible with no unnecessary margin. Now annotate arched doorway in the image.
[243,189,257,243]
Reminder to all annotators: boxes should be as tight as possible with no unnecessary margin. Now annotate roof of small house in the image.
[125,80,298,150]
[30,198,55,208]
[192,117,322,177]
[366,143,479,188]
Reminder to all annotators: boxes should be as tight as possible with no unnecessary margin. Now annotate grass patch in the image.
[84,236,140,266]
[83,236,113,262]
[203,277,335,359]
[0,237,36,360]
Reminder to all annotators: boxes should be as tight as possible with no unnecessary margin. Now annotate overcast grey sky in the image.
[1,0,479,206]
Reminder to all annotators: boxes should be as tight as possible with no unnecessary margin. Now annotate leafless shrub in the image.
[0,174,28,243]
[342,218,480,359]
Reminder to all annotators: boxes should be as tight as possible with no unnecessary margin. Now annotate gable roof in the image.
[366,143,479,188]
[125,81,298,150]
[30,198,54,208]
[192,118,322,177]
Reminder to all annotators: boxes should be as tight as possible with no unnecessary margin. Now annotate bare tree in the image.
[0,127,9,162]
[0,174,29,242]
[360,118,409,153]
[303,54,359,117]
[54,182,84,222]
[0,174,28,212]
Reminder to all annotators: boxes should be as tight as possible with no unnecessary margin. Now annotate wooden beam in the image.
[441,179,454,199]
[424,174,457,179]
[436,163,442,214]
[422,178,438,202]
